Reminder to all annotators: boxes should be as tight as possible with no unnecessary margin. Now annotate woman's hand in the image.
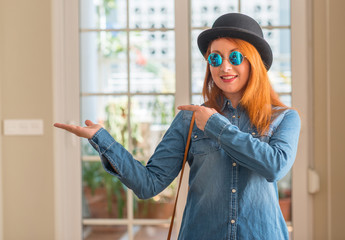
[54,120,102,139]
[177,105,217,131]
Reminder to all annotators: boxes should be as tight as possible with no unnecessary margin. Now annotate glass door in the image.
[80,0,177,239]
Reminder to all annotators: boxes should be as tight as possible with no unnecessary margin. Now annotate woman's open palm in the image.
[54,120,102,139]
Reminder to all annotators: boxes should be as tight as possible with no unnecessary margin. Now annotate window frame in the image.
[52,0,313,239]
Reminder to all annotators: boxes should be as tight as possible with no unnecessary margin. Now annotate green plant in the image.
[82,162,102,195]
[82,97,176,217]
[148,96,175,125]
[83,100,145,218]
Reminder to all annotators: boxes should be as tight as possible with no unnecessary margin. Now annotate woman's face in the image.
[209,38,250,104]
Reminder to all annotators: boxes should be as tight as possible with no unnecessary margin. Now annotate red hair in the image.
[202,38,287,135]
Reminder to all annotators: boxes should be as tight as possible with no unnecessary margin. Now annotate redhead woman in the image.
[55,13,301,240]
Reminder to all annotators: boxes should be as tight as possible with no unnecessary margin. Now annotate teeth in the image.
[222,76,236,80]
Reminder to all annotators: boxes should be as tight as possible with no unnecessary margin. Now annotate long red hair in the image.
[202,38,287,135]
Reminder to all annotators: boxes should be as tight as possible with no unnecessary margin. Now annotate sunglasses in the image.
[207,51,245,67]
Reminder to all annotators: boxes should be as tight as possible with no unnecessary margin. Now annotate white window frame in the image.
[52,0,313,239]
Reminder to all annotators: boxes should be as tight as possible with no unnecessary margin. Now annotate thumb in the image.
[85,120,94,126]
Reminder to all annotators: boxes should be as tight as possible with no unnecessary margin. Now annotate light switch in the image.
[3,119,44,136]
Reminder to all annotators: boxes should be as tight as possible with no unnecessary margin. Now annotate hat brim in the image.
[197,27,273,70]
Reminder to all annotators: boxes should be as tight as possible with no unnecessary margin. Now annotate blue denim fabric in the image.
[89,99,301,240]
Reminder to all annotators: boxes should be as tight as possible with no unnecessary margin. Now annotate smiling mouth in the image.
[221,75,237,82]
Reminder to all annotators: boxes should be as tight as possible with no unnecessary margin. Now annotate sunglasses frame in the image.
[207,51,246,67]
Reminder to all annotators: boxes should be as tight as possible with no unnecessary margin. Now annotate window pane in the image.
[80,31,128,94]
[81,96,129,220]
[192,94,204,105]
[279,94,291,107]
[130,95,176,219]
[83,225,128,240]
[264,29,291,101]
[130,95,175,161]
[191,30,206,94]
[83,162,128,219]
[129,0,174,29]
[130,31,175,93]
[241,0,290,26]
[80,0,127,29]
[81,96,129,156]
[133,225,177,240]
[191,1,238,27]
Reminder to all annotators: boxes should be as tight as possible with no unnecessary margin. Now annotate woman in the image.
[55,13,300,240]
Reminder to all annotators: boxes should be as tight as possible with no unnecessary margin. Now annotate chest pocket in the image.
[247,127,273,143]
[190,129,221,156]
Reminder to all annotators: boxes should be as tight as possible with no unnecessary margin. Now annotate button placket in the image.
[233,109,240,127]
[229,156,238,239]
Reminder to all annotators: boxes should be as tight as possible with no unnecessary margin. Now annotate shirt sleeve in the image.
[204,109,301,182]
[88,110,193,199]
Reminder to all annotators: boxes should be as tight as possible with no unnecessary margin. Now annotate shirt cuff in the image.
[204,113,232,142]
[89,128,116,154]
[88,128,122,176]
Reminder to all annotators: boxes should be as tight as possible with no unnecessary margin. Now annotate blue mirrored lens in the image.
[208,53,222,67]
[229,51,244,65]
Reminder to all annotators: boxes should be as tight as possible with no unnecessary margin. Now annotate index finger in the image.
[177,105,200,112]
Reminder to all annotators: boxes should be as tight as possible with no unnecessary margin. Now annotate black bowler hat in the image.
[197,13,273,70]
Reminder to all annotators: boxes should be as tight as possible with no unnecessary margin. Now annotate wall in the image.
[0,0,345,239]
[313,0,345,239]
[0,0,55,239]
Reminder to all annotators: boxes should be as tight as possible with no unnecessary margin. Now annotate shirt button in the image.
[231,219,236,224]
[232,162,237,167]
[232,115,236,118]
[194,135,198,139]
[251,132,256,136]
[227,102,230,105]
[232,189,236,193]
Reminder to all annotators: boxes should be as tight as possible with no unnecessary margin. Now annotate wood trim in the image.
[291,0,314,239]
[52,0,82,239]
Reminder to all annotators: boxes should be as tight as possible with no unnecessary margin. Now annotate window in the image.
[80,0,178,239]
[54,0,310,239]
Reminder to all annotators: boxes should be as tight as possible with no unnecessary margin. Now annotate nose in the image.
[220,58,232,71]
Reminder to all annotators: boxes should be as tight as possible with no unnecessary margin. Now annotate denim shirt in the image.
[89,99,301,240]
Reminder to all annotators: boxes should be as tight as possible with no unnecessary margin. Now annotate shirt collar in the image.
[220,96,243,112]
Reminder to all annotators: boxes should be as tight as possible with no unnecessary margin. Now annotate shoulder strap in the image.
[167,112,195,240]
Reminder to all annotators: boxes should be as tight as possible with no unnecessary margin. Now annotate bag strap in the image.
[167,112,195,240]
